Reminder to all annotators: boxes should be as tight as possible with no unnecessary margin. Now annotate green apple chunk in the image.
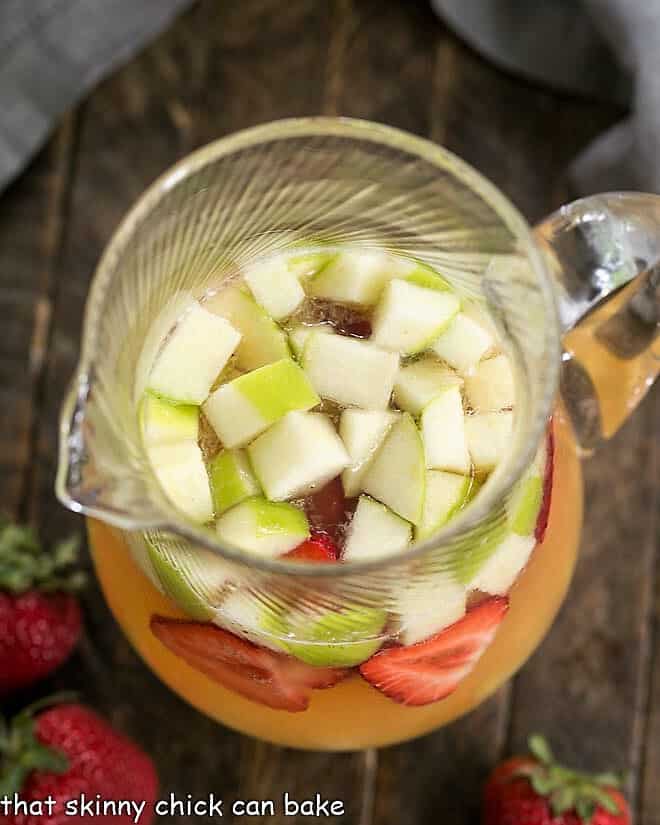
[215,589,286,652]
[371,279,460,355]
[146,532,236,620]
[288,322,334,360]
[203,358,320,448]
[420,386,471,474]
[469,533,536,595]
[248,411,349,501]
[139,393,199,446]
[451,515,510,584]
[465,411,513,472]
[280,606,387,667]
[465,354,515,410]
[243,256,305,320]
[306,249,397,306]
[203,284,290,370]
[508,474,543,535]
[362,413,426,524]
[208,449,261,515]
[216,497,309,557]
[416,471,472,541]
[303,332,399,410]
[286,251,337,281]
[343,495,412,561]
[148,441,213,523]
[393,357,462,416]
[396,575,468,646]
[147,301,241,404]
[339,409,398,497]
[402,264,451,292]
[431,312,495,373]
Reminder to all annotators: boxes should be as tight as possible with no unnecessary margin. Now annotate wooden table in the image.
[1,2,658,822]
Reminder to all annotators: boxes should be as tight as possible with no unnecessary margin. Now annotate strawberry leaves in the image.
[0,517,85,594]
[518,735,624,823]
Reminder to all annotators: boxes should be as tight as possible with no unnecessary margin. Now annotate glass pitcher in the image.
[56,119,659,751]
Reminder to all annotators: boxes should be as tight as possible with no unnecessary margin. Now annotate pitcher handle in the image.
[534,192,660,451]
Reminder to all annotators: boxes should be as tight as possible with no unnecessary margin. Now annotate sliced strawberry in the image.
[359,596,509,706]
[150,617,347,712]
[535,421,555,543]
[285,532,338,563]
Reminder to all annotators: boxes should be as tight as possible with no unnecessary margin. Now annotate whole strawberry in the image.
[483,735,630,825]
[0,699,158,825]
[0,519,84,694]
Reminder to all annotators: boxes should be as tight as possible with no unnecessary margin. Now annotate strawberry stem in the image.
[0,517,85,594]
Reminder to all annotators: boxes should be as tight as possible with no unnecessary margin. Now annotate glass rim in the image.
[59,116,561,578]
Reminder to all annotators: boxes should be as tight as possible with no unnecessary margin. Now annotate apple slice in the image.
[243,256,305,320]
[216,497,309,557]
[343,495,412,562]
[464,411,514,472]
[208,449,261,515]
[469,533,536,595]
[395,574,468,646]
[146,532,236,621]
[402,264,451,292]
[465,354,515,410]
[339,409,398,497]
[139,393,199,446]
[204,358,320,448]
[420,386,471,474]
[302,332,399,410]
[215,589,286,652]
[431,312,495,374]
[288,322,334,360]
[147,301,241,404]
[277,606,387,667]
[416,471,472,541]
[287,251,337,281]
[248,411,349,501]
[506,437,548,535]
[362,413,426,524]
[393,357,462,416]
[306,249,396,306]
[203,284,290,370]
[371,279,460,355]
[148,441,213,523]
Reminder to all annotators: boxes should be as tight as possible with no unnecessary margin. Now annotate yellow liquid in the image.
[89,406,582,751]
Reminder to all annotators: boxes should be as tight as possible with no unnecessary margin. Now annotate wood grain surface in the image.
[0,2,657,823]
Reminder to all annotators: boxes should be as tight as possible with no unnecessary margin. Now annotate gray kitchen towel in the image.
[432,0,660,194]
[0,0,193,193]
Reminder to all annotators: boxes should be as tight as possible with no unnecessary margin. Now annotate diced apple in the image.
[339,409,398,497]
[216,497,309,557]
[146,533,236,621]
[362,413,426,524]
[416,471,472,541]
[420,386,471,474]
[393,357,462,415]
[286,251,337,281]
[465,354,515,410]
[288,322,334,359]
[203,358,320,448]
[451,517,510,584]
[215,589,285,651]
[470,533,536,595]
[465,411,513,472]
[431,312,495,373]
[402,264,451,292]
[208,449,261,515]
[506,438,546,535]
[248,411,349,501]
[147,302,241,404]
[139,393,199,446]
[306,249,396,306]
[303,332,399,410]
[396,575,468,646]
[203,284,290,370]
[371,279,460,355]
[148,441,213,523]
[243,257,305,320]
[343,495,412,561]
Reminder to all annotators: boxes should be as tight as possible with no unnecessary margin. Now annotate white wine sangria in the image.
[89,245,581,749]
[59,120,657,751]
